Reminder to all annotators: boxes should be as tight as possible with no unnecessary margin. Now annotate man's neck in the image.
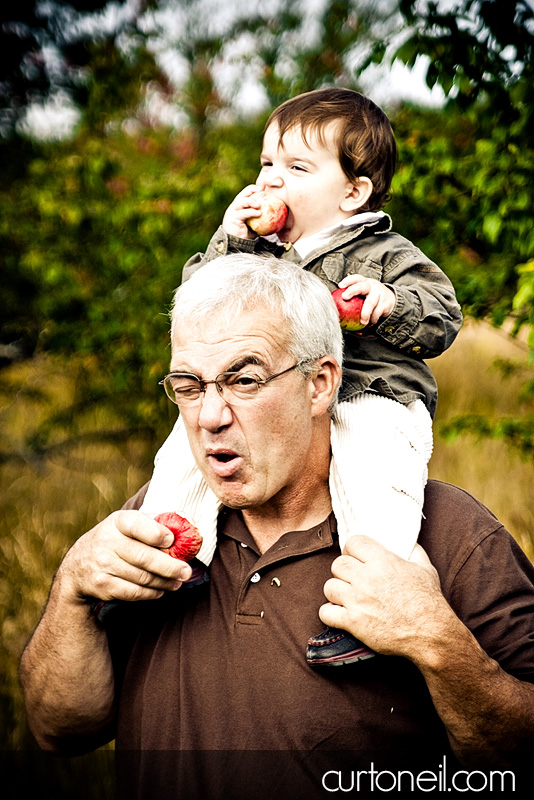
[241,475,332,554]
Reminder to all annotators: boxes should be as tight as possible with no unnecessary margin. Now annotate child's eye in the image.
[260,161,272,168]
[290,164,307,172]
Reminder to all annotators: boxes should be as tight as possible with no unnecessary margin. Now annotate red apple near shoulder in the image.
[155,512,203,561]
[331,288,367,332]
[246,191,288,235]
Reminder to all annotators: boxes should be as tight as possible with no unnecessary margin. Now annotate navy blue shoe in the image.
[306,627,375,666]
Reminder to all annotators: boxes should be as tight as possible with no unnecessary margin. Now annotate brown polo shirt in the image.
[109,480,534,798]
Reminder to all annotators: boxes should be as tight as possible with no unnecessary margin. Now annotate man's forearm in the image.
[20,507,191,752]
[413,607,534,765]
[19,567,116,754]
[321,536,534,763]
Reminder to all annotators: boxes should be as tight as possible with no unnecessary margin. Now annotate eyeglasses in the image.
[160,362,306,406]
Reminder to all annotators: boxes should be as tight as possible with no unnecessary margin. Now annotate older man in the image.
[20,255,534,797]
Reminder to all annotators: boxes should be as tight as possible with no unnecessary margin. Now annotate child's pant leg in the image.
[329,395,433,561]
[140,416,221,566]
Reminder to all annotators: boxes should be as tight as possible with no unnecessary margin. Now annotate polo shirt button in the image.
[250,572,261,583]
[240,542,248,548]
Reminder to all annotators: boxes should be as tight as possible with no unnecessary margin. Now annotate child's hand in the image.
[338,274,395,326]
[222,185,264,239]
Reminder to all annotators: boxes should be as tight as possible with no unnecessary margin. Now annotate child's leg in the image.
[329,394,432,559]
[140,416,221,567]
[307,394,432,667]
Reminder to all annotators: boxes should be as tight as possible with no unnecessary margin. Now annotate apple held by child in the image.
[155,512,203,561]
[246,191,288,235]
[331,288,367,332]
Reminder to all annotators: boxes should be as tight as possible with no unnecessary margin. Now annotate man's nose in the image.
[197,383,233,431]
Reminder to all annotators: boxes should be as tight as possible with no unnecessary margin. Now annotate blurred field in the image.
[0,319,533,791]
[430,319,534,561]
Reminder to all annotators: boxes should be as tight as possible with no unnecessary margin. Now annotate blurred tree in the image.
[387,0,534,455]
[0,117,264,456]
[2,0,534,461]
[0,0,156,138]
[395,0,533,118]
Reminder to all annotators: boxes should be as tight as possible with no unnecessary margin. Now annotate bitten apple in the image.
[331,287,367,332]
[246,191,288,235]
[155,512,203,561]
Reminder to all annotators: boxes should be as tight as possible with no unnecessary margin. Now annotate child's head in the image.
[265,88,397,212]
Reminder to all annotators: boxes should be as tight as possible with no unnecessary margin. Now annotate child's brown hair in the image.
[265,88,397,211]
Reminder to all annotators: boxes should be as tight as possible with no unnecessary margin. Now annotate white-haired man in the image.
[20,255,534,798]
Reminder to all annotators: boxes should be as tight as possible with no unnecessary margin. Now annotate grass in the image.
[430,319,534,561]
[0,320,533,792]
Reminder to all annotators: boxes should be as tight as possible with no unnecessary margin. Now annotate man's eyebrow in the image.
[226,356,265,373]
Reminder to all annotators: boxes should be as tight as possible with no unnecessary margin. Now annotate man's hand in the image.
[20,509,194,752]
[338,274,396,327]
[318,535,455,659]
[318,536,534,764]
[59,510,193,605]
[222,184,264,239]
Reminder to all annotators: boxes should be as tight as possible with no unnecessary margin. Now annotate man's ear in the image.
[340,177,373,213]
[310,356,342,417]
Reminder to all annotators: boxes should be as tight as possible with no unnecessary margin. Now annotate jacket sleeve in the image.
[373,243,463,359]
[181,226,257,283]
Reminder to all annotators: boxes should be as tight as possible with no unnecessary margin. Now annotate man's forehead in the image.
[171,307,290,371]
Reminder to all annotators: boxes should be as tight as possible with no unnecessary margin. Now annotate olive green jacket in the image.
[181,215,463,417]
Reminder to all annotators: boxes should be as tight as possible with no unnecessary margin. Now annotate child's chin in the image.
[277,225,292,242]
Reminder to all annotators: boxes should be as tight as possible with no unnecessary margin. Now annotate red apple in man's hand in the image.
[155,512,203,561]
[331,288,367,332]
[246,191,288,235]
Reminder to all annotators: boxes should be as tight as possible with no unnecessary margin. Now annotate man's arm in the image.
[19,510,192,753]
[319,536,534,764]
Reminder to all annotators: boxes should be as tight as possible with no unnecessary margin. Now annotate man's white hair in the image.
[171,254,343,401]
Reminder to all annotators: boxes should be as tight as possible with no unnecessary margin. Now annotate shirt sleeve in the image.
[181,226,257,283]
[374,243,463,359]
[447,526,534,681]
[421,481,534,682]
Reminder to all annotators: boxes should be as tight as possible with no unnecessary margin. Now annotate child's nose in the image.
[262,167,283,189]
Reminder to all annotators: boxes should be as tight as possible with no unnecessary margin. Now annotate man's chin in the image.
[201,472,251,509]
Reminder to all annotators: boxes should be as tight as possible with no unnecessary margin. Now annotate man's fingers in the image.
[91,557,187,600]
[341,534,389,560]
[408,543,433,570]
[67,510,194,602]
[112,518,193,582]
[114,510,174,549]
[323,575,353,607]
[318,600,348,631]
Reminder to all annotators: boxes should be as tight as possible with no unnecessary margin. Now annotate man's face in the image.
[170,308,321,513]
[257,122,355,243]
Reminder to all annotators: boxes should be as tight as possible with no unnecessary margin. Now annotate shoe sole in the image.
[306,649,376,666]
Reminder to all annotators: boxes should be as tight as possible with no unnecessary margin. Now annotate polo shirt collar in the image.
[219,508,338,565]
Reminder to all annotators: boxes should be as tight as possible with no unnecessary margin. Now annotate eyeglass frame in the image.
[159,361,312,407]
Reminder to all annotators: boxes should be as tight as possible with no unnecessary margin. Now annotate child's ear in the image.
[341,177,373,212]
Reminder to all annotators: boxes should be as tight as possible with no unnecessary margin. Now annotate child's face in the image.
[257,122,358,243]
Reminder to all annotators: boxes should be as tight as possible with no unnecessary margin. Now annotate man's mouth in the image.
[206,449,244,478]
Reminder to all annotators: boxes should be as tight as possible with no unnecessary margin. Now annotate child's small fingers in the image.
[360,297,377,325]
[341,284,367,301]
[339,273,365,289]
